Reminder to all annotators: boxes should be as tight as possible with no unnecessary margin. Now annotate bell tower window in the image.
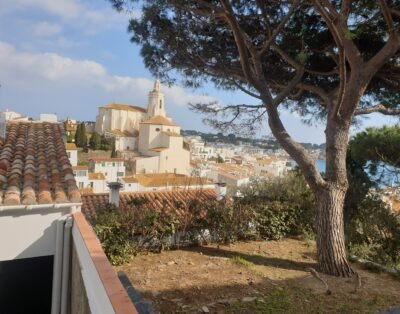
[159,100,162,109]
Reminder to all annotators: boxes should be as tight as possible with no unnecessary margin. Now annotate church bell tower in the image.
[147,80,166,117]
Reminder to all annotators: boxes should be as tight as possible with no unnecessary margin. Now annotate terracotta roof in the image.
[0,122,81,205]
[90,158,125,163]
[66,125,77,132]
[134,173,214,187]
[256,157,287,165]
[151,147,168,152]
[79,187,93,194]
[89,173,106,180]
[72,166,88,171]
[81,188,217,220]
[162,131,181,137]
[141,115,177,126]
[122,176,138,183]
[100,103,147,113]
[66,143,78,151]
[106,129,138,138]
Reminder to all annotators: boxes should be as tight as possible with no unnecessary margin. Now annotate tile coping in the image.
[72,212,138,314]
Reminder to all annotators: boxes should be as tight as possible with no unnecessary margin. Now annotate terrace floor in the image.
[116,239,400,314]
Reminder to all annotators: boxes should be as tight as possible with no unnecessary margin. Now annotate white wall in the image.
[115,137,136,151]
[92,161,125,182]
[90,179,108,193]
[122,182,139,192]
[0,206,75,261]
[67,150,78,167]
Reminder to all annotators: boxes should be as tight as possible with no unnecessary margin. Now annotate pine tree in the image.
[74,123,81,146]
[79,122,87,148]
[89,132,101,150]
[111,140,117,158]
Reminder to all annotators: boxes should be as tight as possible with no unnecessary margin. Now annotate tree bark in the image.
[316,185,354,277]
[315,113,354,277]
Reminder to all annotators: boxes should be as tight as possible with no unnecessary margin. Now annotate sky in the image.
[0,0,398,144]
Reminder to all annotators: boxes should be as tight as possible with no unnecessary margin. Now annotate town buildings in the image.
[95,80,190,175]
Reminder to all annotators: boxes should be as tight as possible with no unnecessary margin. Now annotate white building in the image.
[88,158,126,182]
[66,143,78,167]
[105,129,138,151]
[254,157,289,177]
[73,166,107,193]
[94,80,191,175]
[40,113,58,123]
[121,173,214,192]
[95,103,146,135]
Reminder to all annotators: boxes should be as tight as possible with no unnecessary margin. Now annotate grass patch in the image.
[232,285,395,314]
[232,255,253,267]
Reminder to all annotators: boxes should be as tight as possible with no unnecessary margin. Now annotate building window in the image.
[102,162,105,167]
[67,152,71,158]
[159,100,162,108]
[112,162,115,167]
[117,172,124,177]
[78,182,84,188]
[155,128,160,132]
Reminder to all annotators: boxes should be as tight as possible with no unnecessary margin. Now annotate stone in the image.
[241,297,257,303]
[201,306,210,313]
[167,261,176,266]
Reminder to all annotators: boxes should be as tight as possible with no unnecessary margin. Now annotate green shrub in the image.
[93,205,135,265]
[239,170,316,240]
[205,202,255,244]
[346,195,400,269]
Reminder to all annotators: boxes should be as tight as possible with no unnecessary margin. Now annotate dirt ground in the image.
[116,239,400,313]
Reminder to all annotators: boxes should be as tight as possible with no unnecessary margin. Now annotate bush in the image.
[239,170,316,240]
[92,205,135,265]
[205,202,255,244]
[346,196,400,269]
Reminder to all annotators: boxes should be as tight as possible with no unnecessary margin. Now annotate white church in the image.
[95,81,190,175]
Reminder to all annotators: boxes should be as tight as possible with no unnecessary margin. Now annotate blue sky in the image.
[0,0,398,144]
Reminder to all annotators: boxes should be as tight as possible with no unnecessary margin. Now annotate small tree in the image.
[89,132,101,150]
[111,140,118,158]
[79,122,87,148]
[74,123,81,146]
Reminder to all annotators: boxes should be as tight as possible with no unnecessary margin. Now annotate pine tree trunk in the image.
[315,184,354,277]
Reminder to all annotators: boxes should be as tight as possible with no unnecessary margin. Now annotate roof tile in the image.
[0,122,81,206]
[81,188,217,221]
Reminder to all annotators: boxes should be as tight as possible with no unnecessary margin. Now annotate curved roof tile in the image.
[0,122,81,206]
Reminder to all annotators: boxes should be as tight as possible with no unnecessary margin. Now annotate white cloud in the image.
[0,41,216,121]
[33,21,62,37]
[0,0,130,32]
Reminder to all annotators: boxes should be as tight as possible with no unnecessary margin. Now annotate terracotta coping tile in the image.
[72,212,138,314]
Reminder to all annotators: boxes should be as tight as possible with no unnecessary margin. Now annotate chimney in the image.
[215,182,227,201]
[108,182,123,207]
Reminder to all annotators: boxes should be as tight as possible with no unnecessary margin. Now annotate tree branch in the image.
[355,104,400,116]
[265,102,326,192]
[379,0,397,37]
[258,0,301,55]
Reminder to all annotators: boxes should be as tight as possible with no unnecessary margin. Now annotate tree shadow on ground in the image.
[131,273,396,314]
[180,245,317,272]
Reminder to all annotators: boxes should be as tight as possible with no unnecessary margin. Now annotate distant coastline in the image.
[291,159,326,173]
